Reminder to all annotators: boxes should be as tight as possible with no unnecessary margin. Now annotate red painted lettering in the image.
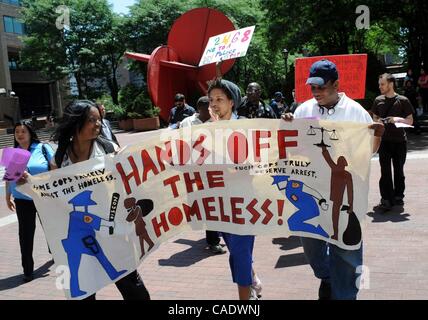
[277,130,298,159]
[116,156,141,195]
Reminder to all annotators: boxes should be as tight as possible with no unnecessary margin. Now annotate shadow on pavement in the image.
[158,238,221,267]
[272,236,302,251]
[272,236,307,269]
[367,206,410,223]
[275,253,308,268]
[0,259,54,291]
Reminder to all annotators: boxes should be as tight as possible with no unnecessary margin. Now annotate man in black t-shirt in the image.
[371,73,414,211]
[237,82,277,119]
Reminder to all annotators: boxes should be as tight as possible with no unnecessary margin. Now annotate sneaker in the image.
[249,288,260,300]
[208,244,226,255]
[373,199,392,212]
[318,280,331,300]
[251,274,262,298]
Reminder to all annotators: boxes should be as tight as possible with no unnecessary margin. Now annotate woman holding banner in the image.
[207,76,262,300]
[49,100,151,300]
[5,120,54,283]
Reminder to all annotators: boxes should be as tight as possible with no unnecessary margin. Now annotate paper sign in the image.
[295,54,368,103]
[394,123,413,128]
[198,26,255,67]
[1,147,31,182]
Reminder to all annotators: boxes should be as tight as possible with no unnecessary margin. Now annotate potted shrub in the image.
[117,108,133,131]
[129,91,161,131]
[129,106,161,131]
[117,84,142,131]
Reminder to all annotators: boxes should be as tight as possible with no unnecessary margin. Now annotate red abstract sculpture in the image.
[125,8,236,121]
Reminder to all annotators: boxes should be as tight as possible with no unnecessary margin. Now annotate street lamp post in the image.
[282,48,289,96]
[282,48,289,80]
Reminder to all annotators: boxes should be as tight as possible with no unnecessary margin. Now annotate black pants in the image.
[206,231,221,246]
[14,199,37,277]
[84,270,150,300]
[420,88,428,112]
[378,140,407,203]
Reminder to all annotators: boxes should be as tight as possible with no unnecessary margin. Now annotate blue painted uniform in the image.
[272,176,329,238]
[62,191,126,297]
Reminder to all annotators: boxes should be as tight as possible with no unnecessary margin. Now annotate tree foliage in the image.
[20,0,123,100]
[19,0,426,107]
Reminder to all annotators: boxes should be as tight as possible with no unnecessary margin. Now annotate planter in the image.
[118,119,134,131]
[133,117,160,132]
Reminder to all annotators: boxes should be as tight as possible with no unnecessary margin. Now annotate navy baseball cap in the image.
[306,59,339,86]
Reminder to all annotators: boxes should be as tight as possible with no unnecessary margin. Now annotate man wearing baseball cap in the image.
[282,59,384,299]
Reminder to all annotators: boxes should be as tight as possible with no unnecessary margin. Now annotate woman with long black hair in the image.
[5,120,54,282]
[50,99,150,300]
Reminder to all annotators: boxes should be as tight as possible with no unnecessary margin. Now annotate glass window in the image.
[3,16,14,33]
[1,0,21,6]
[3,16,25,34]
[13,19,24,34]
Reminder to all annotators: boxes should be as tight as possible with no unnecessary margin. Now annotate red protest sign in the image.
[295,54,367,103]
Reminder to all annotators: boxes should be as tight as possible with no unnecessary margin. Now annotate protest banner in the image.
[295,54,368,103]
[19,119,374,299]
[198,26,255,66]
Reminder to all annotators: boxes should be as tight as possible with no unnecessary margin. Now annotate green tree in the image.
[20,0,123,100]
[95,14,128,104]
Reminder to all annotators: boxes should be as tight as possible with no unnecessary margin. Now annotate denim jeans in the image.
[300,237,363,300]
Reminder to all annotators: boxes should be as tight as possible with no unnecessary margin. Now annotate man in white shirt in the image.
[179,96,211,128]
[282,59,384,300]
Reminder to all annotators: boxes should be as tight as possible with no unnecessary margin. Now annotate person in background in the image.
[168,93,196,129]
[372,74,414,211]
[404,68,414,86]
[417,67,428,113]
[6,120,54,283]
[97,103,119,145]
[179,96,212,128]
[180,96,227,255]
[404,79,421,134]
[286,89,300,114]
[269,91,288,117]
[237,82,277,119]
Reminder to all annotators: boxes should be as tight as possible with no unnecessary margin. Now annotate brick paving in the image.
[0,129,427,300]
